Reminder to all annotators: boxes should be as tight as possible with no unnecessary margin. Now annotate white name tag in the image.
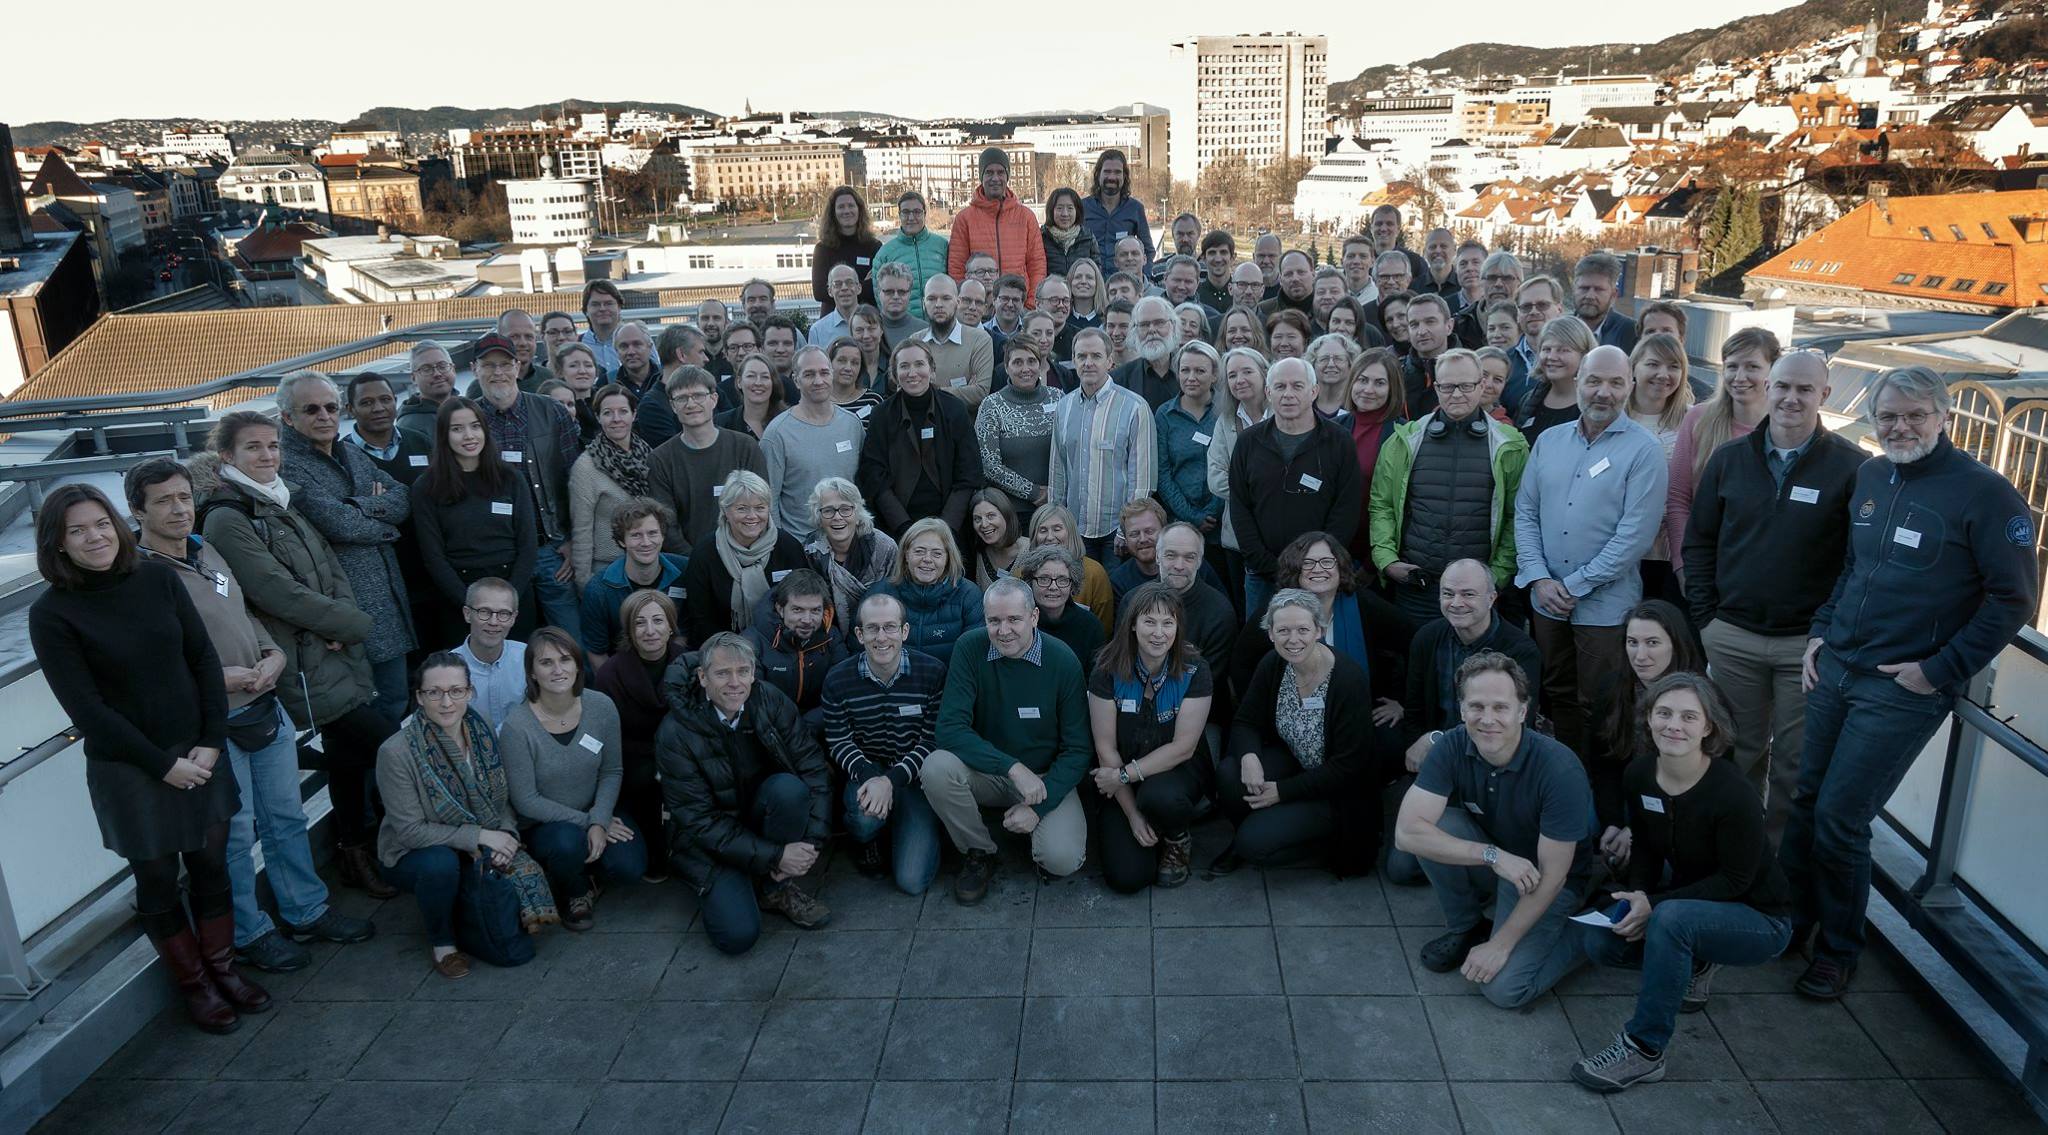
[1301,696,1325,711]
[1018,706,1041,720]
[1120,698,1138,713]
[951,377,968,387]
[667,586,688,599]
[1463,801,1485,814]
[771,570,791,583]
[897,703,922,717]
[577,733,603,753]
[711,485,724,497]
[1790,486,1820,504]
[1192,431,1211,444]
[1588,457,1611,479]
[1299,474,1323,491]
[1894,527,1922,549]
[1640,794,1665,814]
[855,256,871,266]
[856,406,873,419]
[921,427,935,439]
[409,454,429,467]
[502,450,523,464]
[1043,403,1059,414]
[1115,230,1130,239]
[836,439,854,453]
[490,501,514,516]
[214,573,230,597]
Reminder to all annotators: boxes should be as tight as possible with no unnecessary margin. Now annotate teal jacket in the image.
[873,229,950,320]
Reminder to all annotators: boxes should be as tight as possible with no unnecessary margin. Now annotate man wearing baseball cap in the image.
[470,331,586,638]
[946,147,1046,305]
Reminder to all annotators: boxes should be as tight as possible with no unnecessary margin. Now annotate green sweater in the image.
[937,628,1092,815]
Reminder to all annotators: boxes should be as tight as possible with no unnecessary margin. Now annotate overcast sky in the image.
[9,1,1800,125]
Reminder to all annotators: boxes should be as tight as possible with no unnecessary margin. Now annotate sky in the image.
[6,0,1802,125]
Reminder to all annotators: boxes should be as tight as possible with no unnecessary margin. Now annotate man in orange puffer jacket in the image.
[947,148,1047,306]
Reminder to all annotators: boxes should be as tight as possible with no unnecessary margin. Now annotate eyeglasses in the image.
[419,687,472,703]
[1517,301,1554,314]
[297,402,340,417]
[476,359,518,373]
[859,622,906,635]
[1032,575,1074,589]
[1483,273,1520,284]
[413,362,455,375]
[671,390,716,404]
[464,605,515,623]
[1874,411,1936,428]
[1437,381,1481,396]
[818,504,857,518]
[1299,557,1339,571]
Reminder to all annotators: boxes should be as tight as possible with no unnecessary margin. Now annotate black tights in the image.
[132,822,231,939]
[321,703,398,844]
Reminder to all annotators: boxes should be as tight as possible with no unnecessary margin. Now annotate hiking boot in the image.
[335,841,398,900]
[762,881,831,930]
[852,837,888,878]
[1419,921,1493,974]
[1205,848,1245,878]
[1795,955,1855,1000]
[1572,1032,1667,1093]
[954,849,998,906]
[563,895,595,932]
[283,909,375,945]
[236,929,311,974]
[1680,962,1720,1013]
[1157,832,1193,889]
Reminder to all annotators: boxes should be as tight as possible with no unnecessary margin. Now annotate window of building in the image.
[1920,275,1945,288]
[1950,224,1968,241]
[1984,282,2007,296]
[1891,271,1916,285]
[688,254,713,269]
[1951,278,1977,292]
[1983,222,2001,239]
[1918,227,1934,240]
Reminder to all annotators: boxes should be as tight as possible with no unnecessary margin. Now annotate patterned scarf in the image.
[404,708,558,929]
[588,432,653,498]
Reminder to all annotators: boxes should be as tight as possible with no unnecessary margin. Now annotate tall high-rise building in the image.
[1166,33,1328,186]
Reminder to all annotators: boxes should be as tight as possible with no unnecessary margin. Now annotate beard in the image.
[1138,334,1176,363]
[1884,435,1938,464]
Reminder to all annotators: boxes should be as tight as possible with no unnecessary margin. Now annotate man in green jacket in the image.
[925,578,1091,904]
[872,190,949,321]
[1369,350,1530,621]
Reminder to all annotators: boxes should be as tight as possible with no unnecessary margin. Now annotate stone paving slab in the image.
[41,835,2048,1135]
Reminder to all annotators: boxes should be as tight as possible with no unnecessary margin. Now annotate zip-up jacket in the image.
[743,615,850,725]
[873,229,950,319]
[1681,425,1864,637]
[1227,417,1364,578]
[1811,434,2038,691]
[947,187,1047,301]
[1369,411,1528,586]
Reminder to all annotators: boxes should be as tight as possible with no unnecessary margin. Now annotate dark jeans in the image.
[1779,650,1953,966]
[318,703,397,845]
[1099,759,1208,894]
[1581,899,1792,1051]
[1219,744,1335,869]
[526,817,650,901]
[383,845,461,947]
[1527,614,1625,763]
[701,773,812,956]
[841,779,942,897]
[619,754,668,878]
[1083,534,1117,565]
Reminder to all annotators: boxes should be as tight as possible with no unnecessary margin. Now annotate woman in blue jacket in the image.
[870,518,984,665]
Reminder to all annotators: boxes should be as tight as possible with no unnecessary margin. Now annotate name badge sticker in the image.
[951,377,968,387]
[1894,527,1923,549]
[897,703,921,717]
[771,570,791,583]
[1640,794,1666,814]
[1018,706,1041,720]
[1043,402,1059,414]
[836,439,854,453]
[490,501,514,516]
[1588,457,1612,478]
[711,485,724,497]
[921,427,935,439]
[577,733,603,754]
[1191,431,1212,444]
[1301,696,1326,711]
[667,586,688,599]
[1299,474,1323,491]
[1119,698,1138,713]
[213,573,230,598]
[855,256,870,266]
[501,450,523,464]
[1790,486,1820,504]
[409,454,429,467]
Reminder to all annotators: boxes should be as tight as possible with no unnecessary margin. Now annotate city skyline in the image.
[6,0,1801,126]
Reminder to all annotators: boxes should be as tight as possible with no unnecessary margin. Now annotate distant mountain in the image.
[1329,0,1925,103]
[347,99,719,135]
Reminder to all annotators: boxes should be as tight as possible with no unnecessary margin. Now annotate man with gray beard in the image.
[1112,295,1182,411]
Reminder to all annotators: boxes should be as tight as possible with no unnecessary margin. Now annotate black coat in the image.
[1226,418,1364,577]
[679,531,812,649]
[655,654,834,892]
[857,388,983,537]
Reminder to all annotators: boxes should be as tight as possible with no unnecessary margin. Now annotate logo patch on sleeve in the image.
[2009,515,2035,547]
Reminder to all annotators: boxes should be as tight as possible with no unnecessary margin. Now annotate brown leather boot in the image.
[150,926,239,1034]
[336,841,397,899]
[195,913,271,1015]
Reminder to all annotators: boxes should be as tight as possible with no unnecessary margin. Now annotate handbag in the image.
[453,855,536,968]
[223,692,283,751]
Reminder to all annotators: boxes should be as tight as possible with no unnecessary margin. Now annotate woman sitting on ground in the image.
[590,590,684,884]
[869,517,984,665]
[803,477,899,632]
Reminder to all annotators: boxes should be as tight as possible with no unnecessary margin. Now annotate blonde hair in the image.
[891,517,965,586]
[1629,332,1694,434]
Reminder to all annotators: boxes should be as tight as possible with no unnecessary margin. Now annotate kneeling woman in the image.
[1572,672,1791,1093]
[376,654,559,979]
[498,628,643,932]
[1087,583,1213,892]
[1216,589,1376,876]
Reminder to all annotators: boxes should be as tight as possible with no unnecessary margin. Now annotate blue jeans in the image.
[1779,649,1953,966]
[225,701,330,947]
[1582,899,1792,1051]
[700,773,813,956]
[533,542,583,641]
[368,656,409,724]
[841,777,942,897]
[1418,807,1586,1008]
[382,846,461,947]
[525,817,650,900]
[1243,571,1275,625]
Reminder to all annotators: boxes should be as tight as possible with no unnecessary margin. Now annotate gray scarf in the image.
[714,520,779,632]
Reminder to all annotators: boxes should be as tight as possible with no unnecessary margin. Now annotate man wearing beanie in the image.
[947,147,1047,305]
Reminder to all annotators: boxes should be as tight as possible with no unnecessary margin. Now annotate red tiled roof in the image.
[26,153,95,199]
[1748,188,2048,310]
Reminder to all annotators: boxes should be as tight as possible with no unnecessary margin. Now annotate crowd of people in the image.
[31,149,2040,1096]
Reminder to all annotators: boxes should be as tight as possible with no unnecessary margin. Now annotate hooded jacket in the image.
[873,228,951,320]
[947,186,1047,302]
[654,654,833,893]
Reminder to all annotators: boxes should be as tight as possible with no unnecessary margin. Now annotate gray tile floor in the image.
[43,821,2048,1134]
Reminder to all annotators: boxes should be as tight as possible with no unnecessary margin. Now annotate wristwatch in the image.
[1117,766,1131,785]
[1482,844,1500,867]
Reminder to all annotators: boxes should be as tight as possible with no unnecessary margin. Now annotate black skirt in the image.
[86,752,240,860]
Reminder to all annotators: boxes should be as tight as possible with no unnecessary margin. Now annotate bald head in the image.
[1579,344,1631,381]
[1577,344,1634,428]
[1439,558,1497,638]
[1766,350,1833,437]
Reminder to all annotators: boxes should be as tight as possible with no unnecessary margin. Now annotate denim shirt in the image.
[1512,412,1668,627]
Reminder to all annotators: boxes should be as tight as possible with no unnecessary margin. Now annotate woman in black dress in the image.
[30,483,269,1033]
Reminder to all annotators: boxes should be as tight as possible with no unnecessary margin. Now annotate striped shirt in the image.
[1049,378,1156,539]
[820,648,947,787]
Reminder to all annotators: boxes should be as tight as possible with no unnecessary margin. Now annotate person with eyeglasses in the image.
[1227,357,1363,622]
[451,577,528,732]
[646,364,767,556]
[820,592,948,891]
[377,652,557,980]
[396,341,458,444]
[1016,543,1105,679]
[1370,350,1529,624]
[1777,366,2038,1001]
[1503,275,1565,413]
[471,332,584,640]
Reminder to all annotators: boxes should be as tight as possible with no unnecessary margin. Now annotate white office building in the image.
[505,177,598,245]
[1166,33,1328,185]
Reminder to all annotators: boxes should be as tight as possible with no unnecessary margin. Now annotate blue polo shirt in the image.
[1416,725,1595,879]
